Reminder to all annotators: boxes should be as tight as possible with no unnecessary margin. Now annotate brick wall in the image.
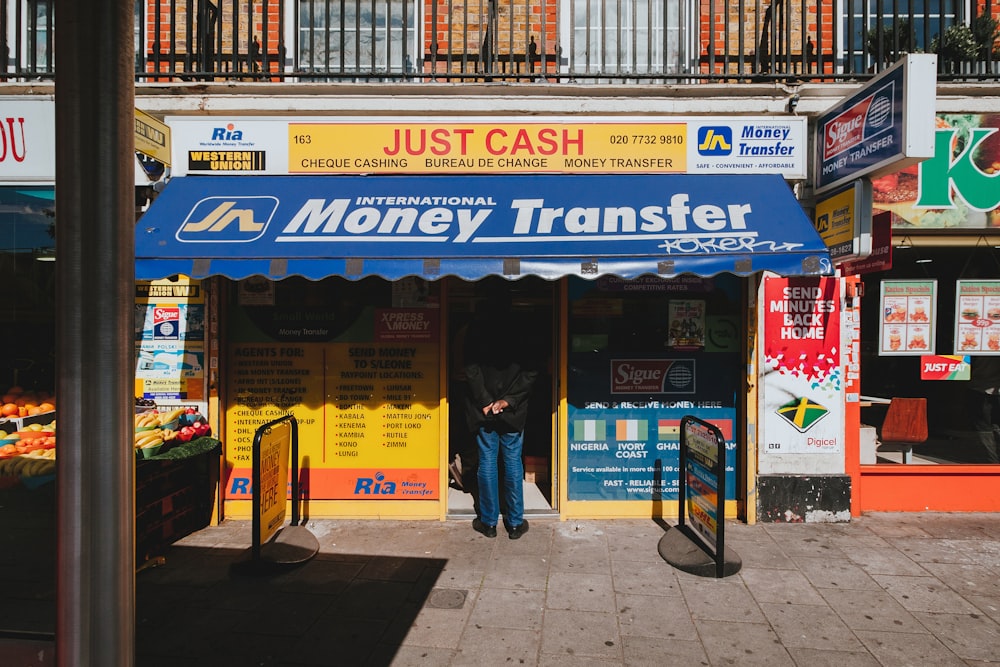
[144,0,281,76]
[424,0,559,76]
[699,0,835,76]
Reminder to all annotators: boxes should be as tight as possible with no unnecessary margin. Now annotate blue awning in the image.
[136,174,831,281]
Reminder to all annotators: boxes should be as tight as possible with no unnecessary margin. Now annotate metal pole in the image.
[55,1,136,665]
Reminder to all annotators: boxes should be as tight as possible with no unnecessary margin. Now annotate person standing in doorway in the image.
[463,284,538,539]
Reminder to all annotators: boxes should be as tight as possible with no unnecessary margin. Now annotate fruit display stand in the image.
[0,435,222,568]
[136,437,222,566]
[0,411,56,435]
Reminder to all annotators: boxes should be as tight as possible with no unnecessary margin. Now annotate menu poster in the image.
[954,281,1000,355]
[878,280,937,356]
[668,300,705,349]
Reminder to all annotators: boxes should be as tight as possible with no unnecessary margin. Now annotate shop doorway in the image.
[446,277,557,517]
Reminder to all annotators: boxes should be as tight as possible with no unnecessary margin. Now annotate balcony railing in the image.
[1,1,997,85]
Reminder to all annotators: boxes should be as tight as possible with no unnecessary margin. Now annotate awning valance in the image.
[135,174,831,281]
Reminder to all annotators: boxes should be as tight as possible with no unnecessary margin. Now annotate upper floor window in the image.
[564,0,694,78]
[28,0,54,72]
[844,0,961,72]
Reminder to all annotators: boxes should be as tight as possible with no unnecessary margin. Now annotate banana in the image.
[159,408,185,425]
[135,429,163,447]
[138,438,163,451]
[135,412,160,429]
[27,459,46,476]
[135,429,163,446]
[9,456,30,476]
[22,459,44,477]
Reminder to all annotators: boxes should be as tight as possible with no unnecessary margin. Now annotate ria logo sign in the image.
[177,196,278,242]
[696,127,733,156]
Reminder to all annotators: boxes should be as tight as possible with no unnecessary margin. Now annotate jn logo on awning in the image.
[178,196,278,242]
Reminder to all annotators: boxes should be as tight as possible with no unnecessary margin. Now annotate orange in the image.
[17,407,27,417]
[6,386,23,396]
[27,406,42,416]
[38,403,55,413]
[0,403,17,417]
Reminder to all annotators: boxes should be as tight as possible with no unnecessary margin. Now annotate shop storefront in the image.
[135,116,832,521]
[0,101,57,394]
[849,112,1000,511]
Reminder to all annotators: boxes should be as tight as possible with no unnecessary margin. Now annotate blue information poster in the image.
[566,276,739,502]
[566,401,735,501]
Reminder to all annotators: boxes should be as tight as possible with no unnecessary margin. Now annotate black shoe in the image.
[507,520,529,540]
[472,518,497,538]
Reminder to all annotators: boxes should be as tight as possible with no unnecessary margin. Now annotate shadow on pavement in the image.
[136,545,447,666]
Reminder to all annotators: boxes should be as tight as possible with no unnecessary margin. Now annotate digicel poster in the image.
[760,277,844,456]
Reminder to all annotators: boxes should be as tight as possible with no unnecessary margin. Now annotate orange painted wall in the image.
[859,466,1000,512]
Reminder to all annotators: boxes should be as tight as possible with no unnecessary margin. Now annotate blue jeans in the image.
[475,426,525,528]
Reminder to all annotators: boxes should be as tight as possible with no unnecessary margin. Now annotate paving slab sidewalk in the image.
[131,512,1000,666]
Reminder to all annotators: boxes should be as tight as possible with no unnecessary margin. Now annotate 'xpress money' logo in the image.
[177,196,278,242]
[697,127,733,156]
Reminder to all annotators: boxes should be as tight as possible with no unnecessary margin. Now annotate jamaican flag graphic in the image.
[776,397,829,432]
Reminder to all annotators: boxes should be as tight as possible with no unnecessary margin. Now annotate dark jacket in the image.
[462,312,538,433]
